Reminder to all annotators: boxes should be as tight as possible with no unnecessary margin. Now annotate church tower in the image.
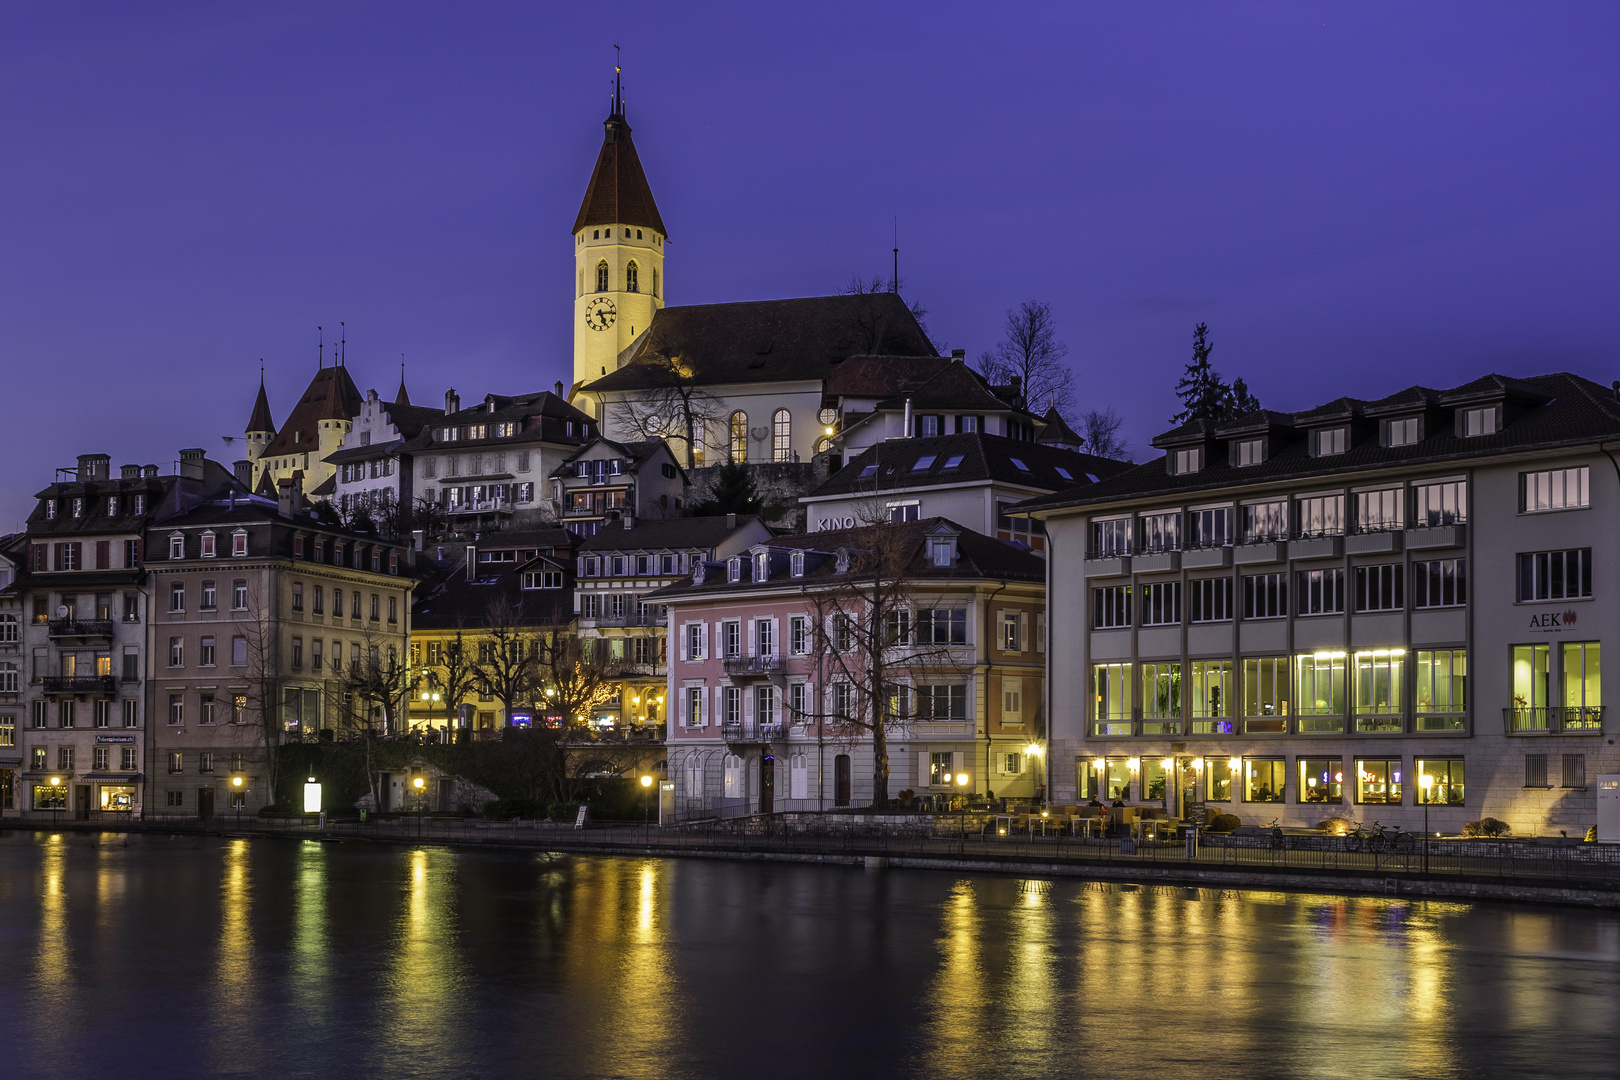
[572,68,666,397]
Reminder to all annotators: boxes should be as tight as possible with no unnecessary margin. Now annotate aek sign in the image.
[1528,609,1581,633]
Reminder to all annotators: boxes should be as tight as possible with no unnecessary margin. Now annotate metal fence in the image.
[17,812,1620,890]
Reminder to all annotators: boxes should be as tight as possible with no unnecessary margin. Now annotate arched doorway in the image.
[759,754,775,814]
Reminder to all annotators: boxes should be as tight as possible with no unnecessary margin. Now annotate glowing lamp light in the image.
[413,776,425,790]
[49,776,61,786]
[640,775,654,788]
[302,778,322,813]
[1160,758,1173,770]
[1127,759,1140,772]
[824,426,835,436]
[232,776,244,788]
[1227,757,1240,771]
[1093,758,1105,772]
[1026,742,1044,757]
[955,773,970,788]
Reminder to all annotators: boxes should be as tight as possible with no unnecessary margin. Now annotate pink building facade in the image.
[653,520,1048,818]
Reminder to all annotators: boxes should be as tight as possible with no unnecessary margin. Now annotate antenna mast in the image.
[892,217,899,293]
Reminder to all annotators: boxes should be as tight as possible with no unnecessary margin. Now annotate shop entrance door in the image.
[198,787,215,820]
[75,785,91,820]
[759,755,775,814]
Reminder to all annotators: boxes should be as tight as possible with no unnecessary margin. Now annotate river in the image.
[0,831,1616,1079]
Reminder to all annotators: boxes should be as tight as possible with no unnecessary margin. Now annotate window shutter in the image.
[1036,613,1047,653]
[917,751,931,788]
[699,686,709,727]
[951,750,965,779]
[790,755,808,799]
[701,622,710,659]
[96,541,110,569]
[679,688,689,727]
[1019,612,1029,652]
[743,688,754,725]
[770,617,780,656]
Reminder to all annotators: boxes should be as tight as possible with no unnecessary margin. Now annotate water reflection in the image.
[2,835,1620,1079]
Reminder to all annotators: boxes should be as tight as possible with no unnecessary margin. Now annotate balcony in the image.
[48,618,114,639]
[1503,706,1605,736]
[723,655,782,678]
[1288,533,1343,560]
[1345,529,1402,556]
[43,676,117,695]
[723,720,784,744]
[590,612,662,628]
[444,499,515,517]
[1407,523,1466,550]
[617,661,667,678]
[1083,554,1130,577]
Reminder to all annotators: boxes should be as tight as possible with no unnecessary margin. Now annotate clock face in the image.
[585,297,617,332]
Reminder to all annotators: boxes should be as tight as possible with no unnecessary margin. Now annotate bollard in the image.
[319,810,326,831]
[1186,828,1198,859]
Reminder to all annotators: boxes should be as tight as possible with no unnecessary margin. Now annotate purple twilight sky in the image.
[2,2,1619,526]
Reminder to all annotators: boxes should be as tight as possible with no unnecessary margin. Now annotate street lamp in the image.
[955,771,971,849]
[49,775,62,826]
[232,775,244,827]
[640,774,654,836]
[1420,773,1433,872]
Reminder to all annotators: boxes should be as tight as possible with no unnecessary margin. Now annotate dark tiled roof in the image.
[646,517,1045,603]
[582,294,936,393]
[259,367,364,458]
[1017,371,1620,514]
[573,114,666,235]
[576,514,762,554]
[476,527,577,552]
[1038,406,1083,448]
[379,401,444,439]
[399,391,594,453]
[824,354,960,399]
[871,362,1016,413]
[324,439,405,466]
[411,563,574,630]
[246,378,275,434]
[550,436,674,477]
[809,433,1132,499]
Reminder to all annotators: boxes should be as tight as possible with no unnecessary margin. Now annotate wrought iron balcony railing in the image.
[43,676,117,695]
[1503,706,1605,735]
[48,618,114,638]
[722,655,782,677]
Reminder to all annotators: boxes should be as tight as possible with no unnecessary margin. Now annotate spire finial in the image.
[317,325,323,369]
[892,217,900,294]
[340,321,346,367]
[613,44,623,118]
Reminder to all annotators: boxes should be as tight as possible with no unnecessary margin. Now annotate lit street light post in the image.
[414,775,426,836]
[956,772,971,853]
[641,774,653,841]
[1420,773,1433,873]
[232,775,244,828]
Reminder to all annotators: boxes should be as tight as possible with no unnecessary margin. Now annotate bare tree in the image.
[792,514,973,808]
[1080,406,1130,461]
[423,628,478,741]
[237,588,288,805]
[605,329,729,470]
[975,300,1074,416]
[533,622,622,736]
[840,273,936,353]
[471,597,540,727]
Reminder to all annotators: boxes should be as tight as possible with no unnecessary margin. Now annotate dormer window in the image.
[1460,406,1499,437]
[790,551,805,577]
[754,552,769,580]
[858,465,877,478]
[71,498,83,517]
[728,558,741,583]
[1009,458,1030,472]
[134,495,145,515]
[943,455,964,469]
[1234,439,1265,467]
[107,496,119,516]
[929,538,956,568]
[44,500,56,520]
[201,532,216,559]
[1312,428,1347,457]
[168,534,184,559]
[232,531,248,557]
[1171,447,1204,475]
[1386,417,1421,447]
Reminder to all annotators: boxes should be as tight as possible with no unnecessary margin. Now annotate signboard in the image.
[1188,800,1210,826]
[573,804,588,830]
[303,780,322,813]
[1528,609,1584,634]
[1597,775,1620,843]
[94,735,136,744]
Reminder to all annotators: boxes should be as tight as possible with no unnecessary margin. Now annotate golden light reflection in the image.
[289,840,328,1030]
[382,848,467,1066]
[921,880,987,1072]
[30,832,71,1061]
[211,836,259,1066]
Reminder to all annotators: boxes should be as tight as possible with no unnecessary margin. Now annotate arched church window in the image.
[652,268,659,298]
[729,412,748,463]
[636,229,643,239]
[596,262,609,293]
[773,409,792,462]
[593,230,600,239]
[626,261,639,293]
[624,228,631,238]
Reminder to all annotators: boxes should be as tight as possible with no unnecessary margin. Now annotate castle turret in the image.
[245,372,277,466]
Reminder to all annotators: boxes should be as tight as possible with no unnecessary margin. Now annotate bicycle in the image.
[1343,819,1415,855]
[1264,817,1286,851]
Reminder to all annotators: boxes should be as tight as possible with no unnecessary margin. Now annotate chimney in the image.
[465,544,478,580]
[903,398,913,438]
[233,460,254,487]
[411,529,425,551]
[178,448,206,481]
[951,348,965,363]
[76,454,111,481]
[623,512,634,530]
[726,513,737,529]
[445,388,460,414]
[554,380,564,396]
[277,476,303,518]
[120,464,141,480]
[143,465,159,479]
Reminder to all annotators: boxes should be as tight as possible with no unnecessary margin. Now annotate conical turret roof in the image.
[573,87,666,236]
[247,375,276,435]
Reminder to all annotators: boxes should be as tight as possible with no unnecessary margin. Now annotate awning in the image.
[82,773,142,782]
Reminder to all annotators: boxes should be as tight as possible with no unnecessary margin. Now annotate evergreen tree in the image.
[1172,322,1261,423]
[701,460,762,516]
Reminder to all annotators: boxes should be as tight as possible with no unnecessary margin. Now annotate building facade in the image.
[1026,372,1620,838]
[244,365,364,496]
[652,519,1047,818]
[0,547,21,812]
[324,382,443,525]
[145,489,416,818]
[550,436,688,537]
[575,515,772,732]
[9,451,240,818]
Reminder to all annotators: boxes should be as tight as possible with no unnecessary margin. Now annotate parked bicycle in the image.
[1343,820,1416,855]
[1265,818,1286,851]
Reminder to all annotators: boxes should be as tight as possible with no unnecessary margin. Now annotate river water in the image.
[0,831,1617,1079]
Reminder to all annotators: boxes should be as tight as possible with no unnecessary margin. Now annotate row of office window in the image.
[680,608,976,660]
[286,583,396,622]
[580,551,692,577]
[165,751,250,773]
[18,593,140,626]
[1076,754,1470,806]
[1090,649,1471,734]
[676,681,970,726]
[1090,560,1468,627]
[165,692,249,726]
[1096,467,1590,557]
[32,539,143,572]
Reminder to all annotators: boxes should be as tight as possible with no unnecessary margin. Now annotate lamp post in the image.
[640,774,654,840]
[49,775,62,827]
[1025,741,1046,810]
[232,775,244,828]
[1420,773,1433,873]
[413,775,426,836]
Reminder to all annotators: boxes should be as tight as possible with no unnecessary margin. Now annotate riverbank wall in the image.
[9,817,1620,910]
